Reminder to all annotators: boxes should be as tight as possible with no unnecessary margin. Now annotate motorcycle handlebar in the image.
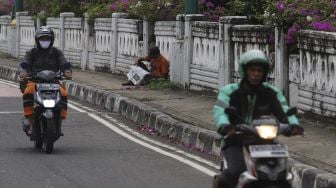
[233,123,304,137]
[22,73,65,81]
[235,124,257,134]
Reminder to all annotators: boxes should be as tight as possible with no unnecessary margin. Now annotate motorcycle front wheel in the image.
[43,118,56,154]
[245,181,291,188]
[33,120,43,149]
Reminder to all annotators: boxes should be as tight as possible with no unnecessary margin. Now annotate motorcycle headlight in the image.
[256,125,278,139]
[43,100,56,108]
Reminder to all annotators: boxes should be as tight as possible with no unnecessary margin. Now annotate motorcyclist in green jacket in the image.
[212,49,303,188]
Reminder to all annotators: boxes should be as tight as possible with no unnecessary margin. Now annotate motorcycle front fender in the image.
[43,110,54,119]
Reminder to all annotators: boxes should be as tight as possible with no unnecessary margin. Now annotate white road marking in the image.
[68,103,86,113]
[0,79,219,176]
[69,101,220,169]
[0,80,19,88]
[0,111,22,114]
[88,113,217,176]
[103,114,220,169]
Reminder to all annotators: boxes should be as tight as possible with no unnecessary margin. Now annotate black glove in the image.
[283,125,304,137]
[217,124,235,136]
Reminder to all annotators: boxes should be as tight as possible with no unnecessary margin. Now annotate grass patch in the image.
[145,78,179,91]
[0,52,11,58]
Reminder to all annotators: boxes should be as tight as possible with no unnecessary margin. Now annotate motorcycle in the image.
[23,70,65,154]
[217,107,304,188]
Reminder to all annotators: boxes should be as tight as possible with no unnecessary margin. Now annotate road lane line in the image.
[68,103,87,113]
[0,80,19,88]
[0,111,22,114]
[103,115,220,169]
[69,101,220,169]
[88,113,217,176]
[0,79,219,176]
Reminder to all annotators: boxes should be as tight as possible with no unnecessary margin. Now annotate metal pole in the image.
[184,0,198,14]
[15,0,23,12]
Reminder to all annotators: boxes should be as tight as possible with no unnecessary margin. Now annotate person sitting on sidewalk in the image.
[122,46,169,86]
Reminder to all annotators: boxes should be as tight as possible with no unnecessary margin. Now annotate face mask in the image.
[39,40,51,49]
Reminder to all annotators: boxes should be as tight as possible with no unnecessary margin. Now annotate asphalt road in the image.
[0,81,215,188]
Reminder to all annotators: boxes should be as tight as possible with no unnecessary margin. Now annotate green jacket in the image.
[213,82,299,129]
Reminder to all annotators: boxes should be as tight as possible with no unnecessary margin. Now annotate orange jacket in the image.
[143,54,169,78]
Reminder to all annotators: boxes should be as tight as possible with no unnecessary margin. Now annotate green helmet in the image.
[238,49,270,81]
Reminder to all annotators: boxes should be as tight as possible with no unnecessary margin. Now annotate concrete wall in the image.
[289,31,336,117]
[0,12,335,118]
[1,64,336,188]
[16,12,35,59]
[0,15,11,54]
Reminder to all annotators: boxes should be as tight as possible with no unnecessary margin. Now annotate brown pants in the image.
[23,82,68,119]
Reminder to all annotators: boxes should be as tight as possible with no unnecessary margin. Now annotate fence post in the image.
[170,14,185,85]
[275,27,289,97]
[15,12,28,58]
[36,11,45,28]
[111,13,128,73]
[0,16,11,55]
[81,13,90,70]
[183,14,203,89]
[59,12,75,53]
[219,16,247,88]
[143,19,149,56]
[36,18,41,28]
[142,19,153,56]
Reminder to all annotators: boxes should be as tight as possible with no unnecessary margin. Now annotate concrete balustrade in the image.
[0,12,335,118]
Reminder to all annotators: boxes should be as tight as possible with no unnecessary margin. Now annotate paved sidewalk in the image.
[1,57,336,175]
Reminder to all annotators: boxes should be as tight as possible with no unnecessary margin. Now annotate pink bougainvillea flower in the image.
[109,3,117,11]
[206,1,214,8]
[275,1,286,11]
[310,21,332,31]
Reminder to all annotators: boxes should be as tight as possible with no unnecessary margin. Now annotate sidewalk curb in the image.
[65,80,222,156]
[1,65,336,188]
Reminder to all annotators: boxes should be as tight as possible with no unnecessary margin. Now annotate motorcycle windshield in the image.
[35,70,59,81]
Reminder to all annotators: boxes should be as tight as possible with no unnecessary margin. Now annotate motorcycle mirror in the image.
[286,107,297,116]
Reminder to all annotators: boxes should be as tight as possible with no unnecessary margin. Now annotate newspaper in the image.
[127,65,150,85]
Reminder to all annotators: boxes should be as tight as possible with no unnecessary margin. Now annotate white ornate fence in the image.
[155,21,176,62]
[114,18,142,74]
[63,16,83,67]
[0,16,11,54]
[89,18,112,71]
[46,17,61,48]
[1,12,336,118]
[190,21,220,90]
[18,15,35,58]
[289,31,336,117]
[231,25,274,83]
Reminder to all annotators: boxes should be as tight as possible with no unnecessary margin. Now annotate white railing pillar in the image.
[59,12,75,52]
[0,16,11,55]
[143,19,153,56]
[220,16,247,88]
[275,27,289,97]
[111,13,128,73]
[183,14,203,89]
[81,13,90,70]
[170,14,185,85]
[15,12,29,58]
[36,11,45,28]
